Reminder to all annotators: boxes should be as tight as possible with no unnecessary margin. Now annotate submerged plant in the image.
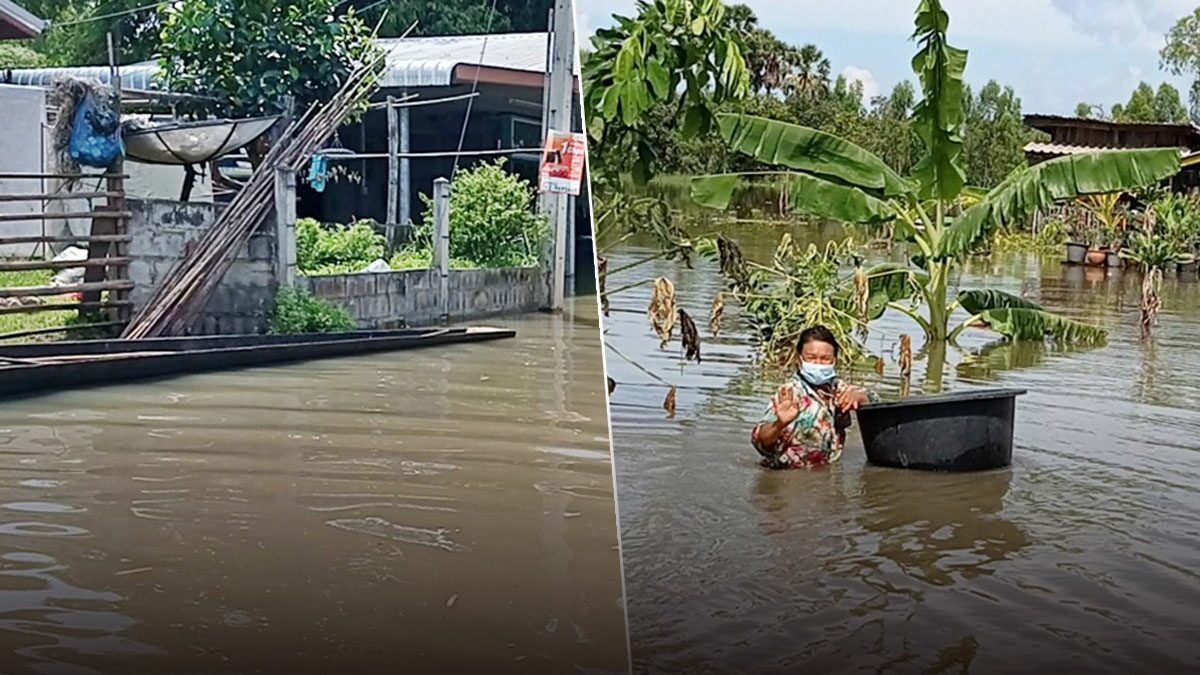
[689,0,1179,352]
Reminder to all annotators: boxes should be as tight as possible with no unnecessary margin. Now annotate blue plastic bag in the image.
[307,154,328,192]
[68,91,124,169]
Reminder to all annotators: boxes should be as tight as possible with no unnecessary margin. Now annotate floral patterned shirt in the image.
[750,374,877,469]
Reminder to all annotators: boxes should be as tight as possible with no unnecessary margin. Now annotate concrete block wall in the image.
[127,198,277,335]
[299,267,546,328]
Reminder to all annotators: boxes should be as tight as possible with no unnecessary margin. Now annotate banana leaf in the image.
[690,172,894,224]
[957,289,1042,314]
[714,113,911,197]
[974,307,1107,344]
[834,264,927,321]
[937,148,1181,258]
[910,0,967,202]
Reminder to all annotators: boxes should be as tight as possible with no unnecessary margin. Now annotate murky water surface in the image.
[0,299,627,675]
[605,222,1200,674]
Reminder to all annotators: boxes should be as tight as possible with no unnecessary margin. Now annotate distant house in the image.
[1,31,594,289]
[1023,114,1200,192]
[0,0,44,40]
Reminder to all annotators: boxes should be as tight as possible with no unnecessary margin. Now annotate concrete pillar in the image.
[539,0,576,311]
[432,177,451,326]
[399,89,411,236]
[274,167,297,286]
[386,95,398,251]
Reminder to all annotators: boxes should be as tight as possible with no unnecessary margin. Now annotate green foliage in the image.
[158,0,378,118]
[990,219,1066,254]
[957,289,1041,314]
[1121,231,1194,270]
[1161,9,1200,116]
[963,81,1035,189]
[973,308,1108,344]
[582,0,750,181]
[687,0,1150,347]
[295,218,385,275]
[406,159,546,268]
[940,149,1180,259]
[269,286,355,334]
[910,0,967,202]
[21,0,162,67]
[0,42,46,68]
[701,234,867,363]
[1100,82,1190,124]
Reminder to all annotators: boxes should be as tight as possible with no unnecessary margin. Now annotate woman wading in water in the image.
[751,326,876,469]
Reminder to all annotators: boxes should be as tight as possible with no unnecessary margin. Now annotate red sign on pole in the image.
[539,130,586,196]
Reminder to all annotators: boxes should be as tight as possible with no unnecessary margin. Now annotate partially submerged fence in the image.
[0,170,133,341]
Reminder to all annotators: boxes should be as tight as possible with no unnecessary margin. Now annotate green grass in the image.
[0,267,73,340]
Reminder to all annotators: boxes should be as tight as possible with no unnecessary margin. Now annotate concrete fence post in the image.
[274,167,297,287]
[432,177,451,326]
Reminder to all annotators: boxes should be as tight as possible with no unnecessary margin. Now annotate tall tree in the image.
[786,44,831,100]
[1162,8,1200,121]
[962,81,1029,188]
[1154,83,1189,123]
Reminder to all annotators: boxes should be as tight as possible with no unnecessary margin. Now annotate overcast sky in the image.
[574,0,1199,115]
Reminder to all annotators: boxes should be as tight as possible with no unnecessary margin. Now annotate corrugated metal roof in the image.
[1024,114,1200,133]
[0,0,45,39]
[379,32,547,88]
[2,62,160,90]
[1024,141,1190,156]
[0,32,549,91]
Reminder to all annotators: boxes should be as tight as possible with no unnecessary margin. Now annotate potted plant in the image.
[1085,222,1107,266]
[1064,209,1088,264]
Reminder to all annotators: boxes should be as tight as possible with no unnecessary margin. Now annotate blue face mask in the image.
[799,361,837,386]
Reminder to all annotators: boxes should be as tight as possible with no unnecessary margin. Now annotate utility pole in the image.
[540,0,575,311]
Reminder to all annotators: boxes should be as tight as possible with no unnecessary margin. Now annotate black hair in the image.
[798,325,840,357]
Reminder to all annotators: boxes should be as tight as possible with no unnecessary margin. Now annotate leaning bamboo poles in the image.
[122,55,384,339]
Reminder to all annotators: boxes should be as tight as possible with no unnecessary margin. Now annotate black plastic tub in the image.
[855,388,1026,471]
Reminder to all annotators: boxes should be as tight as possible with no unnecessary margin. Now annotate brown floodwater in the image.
[604,223,1200,674]
[0,298,628,675]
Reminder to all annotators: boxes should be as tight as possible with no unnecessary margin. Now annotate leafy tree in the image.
[1162,8,1200,120]
[354,0,551,38]
[582,0,750,182]
[962,81,1029,188]
[157,0,378,120]
[691,0,1177,351]
[1154,83,1189,123]
[22,0,162,66]
[1075,102,1101,119]
[408,159,547,268]
[0,42,46,68]
[1115,82,1158,122]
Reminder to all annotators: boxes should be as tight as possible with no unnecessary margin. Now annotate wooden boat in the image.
[0,327,513,401]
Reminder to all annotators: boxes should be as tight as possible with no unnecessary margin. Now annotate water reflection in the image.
[0,300,627,675]
[856,468,1029,587]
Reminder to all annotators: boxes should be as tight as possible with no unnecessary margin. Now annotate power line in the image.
[451,0,500,179]
[46,0,170,29]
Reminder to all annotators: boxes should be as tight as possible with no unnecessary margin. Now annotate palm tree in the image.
[786,44,831,100]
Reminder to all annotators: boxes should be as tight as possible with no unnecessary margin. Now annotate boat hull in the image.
[0,327,513,401]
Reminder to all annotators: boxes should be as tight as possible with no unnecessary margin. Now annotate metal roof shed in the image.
[0,0,43,40]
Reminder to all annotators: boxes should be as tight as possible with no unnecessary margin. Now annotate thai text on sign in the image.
[539,130,586,196]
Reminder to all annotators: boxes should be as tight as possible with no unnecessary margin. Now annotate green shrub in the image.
[409,159,547,268]
[268,286,355,334]
[0,43,45,69]
[296,218,386,275]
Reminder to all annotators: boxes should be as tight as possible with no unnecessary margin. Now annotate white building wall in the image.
[0,84,47,258]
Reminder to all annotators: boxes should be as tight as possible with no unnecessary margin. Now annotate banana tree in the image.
[690,0,1180,345]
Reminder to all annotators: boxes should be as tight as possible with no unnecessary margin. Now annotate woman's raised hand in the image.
[771,384,802,426]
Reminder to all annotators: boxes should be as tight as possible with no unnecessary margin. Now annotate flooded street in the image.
[0,298,627,675]
[605,225,1200,673]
